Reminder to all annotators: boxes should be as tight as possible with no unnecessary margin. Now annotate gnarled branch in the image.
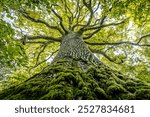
[21,35,61,43]
[51,7,68,34]
[78,0,94,34]
[85,21,124,31]
[83,21,124,39]
[63,0,74,30]
[19,9,64,35]
[72,4,87,31]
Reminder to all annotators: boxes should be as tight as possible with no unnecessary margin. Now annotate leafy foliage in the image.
[0,19,27,89]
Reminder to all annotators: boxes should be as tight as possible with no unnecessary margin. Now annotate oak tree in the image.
[0,0,150,99]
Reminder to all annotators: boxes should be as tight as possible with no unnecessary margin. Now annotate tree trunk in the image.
[0,31,150,100]
[52,31,101,70]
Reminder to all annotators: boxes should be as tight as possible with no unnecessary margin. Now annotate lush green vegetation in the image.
[0,0,150,99]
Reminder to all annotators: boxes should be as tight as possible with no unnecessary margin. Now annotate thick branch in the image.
[84,20,124,31]
[93,2,100,13]
[51,8,68,34]
[72,5,87,31]
[74,0,80,19]
[60,0,74,30]
[82,0,93,26]
[19,10,64,35]
[83,21,124,39]
[26,41,47,44]
[78,0,94,34]
[21,35,61,42]
[85,41,150,47]
[64,0,73,17]
[64,0,74,30]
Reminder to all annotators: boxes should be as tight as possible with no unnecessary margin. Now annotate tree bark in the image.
[52,31,101,70]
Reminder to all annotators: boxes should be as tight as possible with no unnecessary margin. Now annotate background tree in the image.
[0,0,150,99]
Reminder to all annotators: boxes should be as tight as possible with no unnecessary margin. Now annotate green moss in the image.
[106,83,127,99]
[135,89,150,99]
[94,87,107,99]
[126,80,137,86]
[0,63,150,100]
[120,93,135,100]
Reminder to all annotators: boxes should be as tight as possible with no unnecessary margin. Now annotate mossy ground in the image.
[0,63,150,100]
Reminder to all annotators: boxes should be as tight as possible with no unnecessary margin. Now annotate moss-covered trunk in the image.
[0,32,150,99]
[0,63,150,99]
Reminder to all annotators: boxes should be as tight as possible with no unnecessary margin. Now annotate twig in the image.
[137,33,150,44]
[30,49,58,69]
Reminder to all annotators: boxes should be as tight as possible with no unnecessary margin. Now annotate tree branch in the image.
[137,33,150,44]
[30,49,58,69]
[90,48,124,64]
[19,9,64,35]
[73,0,80,19]
[63,0,74,17]
[83,21,124,39]
[60,0,74,30]
[36,44,48,65]
[64,0,74,30]
[26,41,47,44]
[83,20,123,32]
[72,4,86,31]
[21,35,61,43]
[85,41,150,47]
[93,2,100,13]
[51,8,68,34]
[78,0,94,34]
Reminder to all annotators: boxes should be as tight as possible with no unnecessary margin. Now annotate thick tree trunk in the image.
[0,32,150,99]
[52,31,101,70]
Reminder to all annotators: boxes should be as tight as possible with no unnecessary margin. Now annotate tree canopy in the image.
[0,0,150,97]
